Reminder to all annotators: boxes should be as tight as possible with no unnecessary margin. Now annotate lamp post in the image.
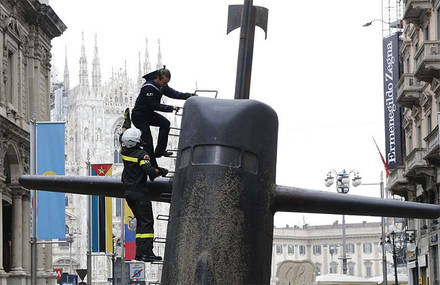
[325,169,362,274]
[406,229,418,285]
[385,228,408,285]
[361,172,387,285]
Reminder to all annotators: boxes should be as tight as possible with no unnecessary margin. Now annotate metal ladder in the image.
[149,90,218,284]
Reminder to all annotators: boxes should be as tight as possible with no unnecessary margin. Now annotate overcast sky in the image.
[49,0,388,227]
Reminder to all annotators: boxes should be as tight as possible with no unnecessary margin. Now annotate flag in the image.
[91,164,113,252]
[372,137,390,178]
[124,201,136,260]
[36,122,66,240]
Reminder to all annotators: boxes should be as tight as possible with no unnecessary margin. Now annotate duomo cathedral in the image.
[50,33,178,284]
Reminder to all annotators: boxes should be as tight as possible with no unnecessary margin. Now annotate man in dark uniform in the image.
[131,67,194,167]
[120,128,168,262]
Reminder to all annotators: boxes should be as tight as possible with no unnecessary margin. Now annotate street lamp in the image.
[325,169,361,274]
[385,228,408,285]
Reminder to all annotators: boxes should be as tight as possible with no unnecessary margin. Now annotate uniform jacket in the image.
[133,80,192,114]
[121,146,157,200]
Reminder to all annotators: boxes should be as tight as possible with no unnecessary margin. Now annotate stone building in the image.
[0,0,66,284]
[271,222,386,284]
[50,34,178,284]
[386,1,440,284]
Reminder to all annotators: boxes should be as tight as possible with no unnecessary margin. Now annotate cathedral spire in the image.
[138,51,143,88]
[79,31,89,92]
[156,39,162,70]
[64,45,70,92]
[143,38,151,74]
[92,33,101,96]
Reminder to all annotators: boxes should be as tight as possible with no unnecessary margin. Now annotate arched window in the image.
[348,262,355,276]
[287,244,294,255]
[364,261,373,277]
[329,262,338,274]
[315,263,321,276]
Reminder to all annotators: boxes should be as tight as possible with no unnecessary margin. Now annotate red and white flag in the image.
[372,137,390,178]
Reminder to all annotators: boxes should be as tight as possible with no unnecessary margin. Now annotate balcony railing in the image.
[405,148,428,175]
[403,0,432,25]
[424,125,440,165]
[414,41,440,83]
[397,74,423,108]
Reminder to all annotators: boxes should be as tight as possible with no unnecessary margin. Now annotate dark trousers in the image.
[132,111,170,168]
[126,198,154,257]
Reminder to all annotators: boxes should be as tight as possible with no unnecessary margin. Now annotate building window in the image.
[346,243,355,253]
[427,112,432,134]
[299,245,306,255]
[287,244,294,255]
[65,195,69,207]
[329,262,338,274]
[276,244,283,254]
[115,198,121,217]
[365,262,372,277]
[329,244,338,255]
[417,124,422,148]
[424,23,429,41]
[313,245,321,255]
[348,262,355,276]
[6,50,14,105]
[407,131,413,152]
[363,243,372,254]
[315,263,321,276]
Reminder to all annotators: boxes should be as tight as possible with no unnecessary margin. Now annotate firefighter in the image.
[120,128,167,262]
[131,66,194,167]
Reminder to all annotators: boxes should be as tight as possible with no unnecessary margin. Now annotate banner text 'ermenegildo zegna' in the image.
[383,33,402,169]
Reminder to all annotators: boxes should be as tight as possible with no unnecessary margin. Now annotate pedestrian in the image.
[131,66,194,167]
[120,128,168,262]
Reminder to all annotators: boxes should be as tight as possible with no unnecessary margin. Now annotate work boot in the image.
[122,108,131,130]
[137,254,162,263]
[155,150,173,158]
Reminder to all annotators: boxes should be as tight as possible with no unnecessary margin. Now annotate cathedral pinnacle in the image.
[79,31,89,92]
[92,33,101,96]
[144,38,151,74]
[64,45,70,92]
[156,39,162,70]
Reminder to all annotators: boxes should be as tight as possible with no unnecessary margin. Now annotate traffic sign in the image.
[129,263,145,280]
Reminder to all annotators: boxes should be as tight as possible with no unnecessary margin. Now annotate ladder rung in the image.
[153,237,167,244]
[151,260,164,265]
[160,193,172,202]
[168,133,179,137]
[170,127,181,131]
[156,214,169,221]
[148,282,161,285]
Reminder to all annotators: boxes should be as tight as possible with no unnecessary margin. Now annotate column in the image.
[0,26,4,108]
[0,179,6,285]
[356,242,362,276]
[11,190,23,272]
[22,192,31,273]
[306,245,312,261]
[36,244,46,285]
[0,180,4,273]
[322,244,328,275]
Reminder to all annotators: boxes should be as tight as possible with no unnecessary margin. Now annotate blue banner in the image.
[36,122,66,240]
[383,33,403,169]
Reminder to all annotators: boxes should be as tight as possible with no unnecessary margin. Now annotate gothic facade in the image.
[0,0,66,284]
[51,34,178,284]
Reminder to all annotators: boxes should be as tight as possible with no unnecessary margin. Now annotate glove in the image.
[158,167,169,177]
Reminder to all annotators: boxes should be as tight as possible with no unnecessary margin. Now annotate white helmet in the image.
[121,128,141,148]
